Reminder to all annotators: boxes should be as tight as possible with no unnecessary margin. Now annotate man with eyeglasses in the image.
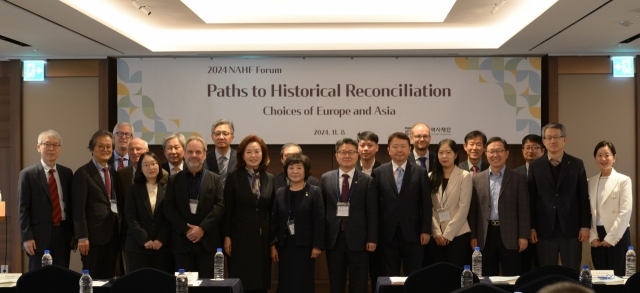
[108,122,134,171]
[528,123,589,271]
[408,123,435,173]
[204,119,236,189]
[321,138,378,293]
[515,134,544,274]
[468,137,530,276]
[73,130,123,279]
[372,132,431,277]
[19,130,75,271]
[459,130,490,174]
[274,143,321,191]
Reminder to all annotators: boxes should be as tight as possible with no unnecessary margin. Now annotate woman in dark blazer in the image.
[223,135,275,293]
[270,154,325,293]
[124,152,171,272]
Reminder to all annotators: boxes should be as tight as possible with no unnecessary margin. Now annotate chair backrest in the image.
[16,265,82,293]
[450,283,511,293]
[517,275,582,293]
[515,265,579,289]
[624,271,640,293]
[404,262,480,293]
[110,267,175,293]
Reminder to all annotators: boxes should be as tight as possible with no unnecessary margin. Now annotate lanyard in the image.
[335,170,358,203]
[184,168,206,201]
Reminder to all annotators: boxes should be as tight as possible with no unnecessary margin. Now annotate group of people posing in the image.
[18,119,632,293]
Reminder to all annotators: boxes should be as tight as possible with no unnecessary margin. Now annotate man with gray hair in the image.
[204,119,236,188]
[161,132,186,175]
[274,142,320,191]
[19,130,74,270]
[109,122,134,171]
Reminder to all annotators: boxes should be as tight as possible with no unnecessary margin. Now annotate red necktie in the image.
[118,157,125,170]
[340,174,350,229]
[471,166,478,175]
[48,169,62,224]
[103,167,112,199]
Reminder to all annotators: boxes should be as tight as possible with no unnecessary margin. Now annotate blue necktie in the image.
[418,157,427,168]
[396,167,404,193]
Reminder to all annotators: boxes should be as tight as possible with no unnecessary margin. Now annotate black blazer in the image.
[514,164,527,178]
[355,160,382,172]
[19,163,74,251]
[528,153,590,239]
[270,185,325,249]
[163,169,224,253]
[204,149,237,176]
[223,169,275,239]
[72,160,122,245]
[320,169,378,251]
[372,162,432,244]
[408,151,436,172]
[124,183,170,254]
[458,160,490,172]
[274,172,320,193]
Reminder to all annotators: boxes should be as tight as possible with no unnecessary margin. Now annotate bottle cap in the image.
[178,269,185,273]
[583,265,589,269]
[629,246,634,250]
[217,248,222,253]
[474,247,480,251]
[44,250,50,254]
[82,270,89,274]
[464,265,470,270]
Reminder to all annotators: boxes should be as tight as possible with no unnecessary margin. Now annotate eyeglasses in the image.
[486,149,506,155]
[523,146,542,151]
[96,144,113,151]
[40,143,61,150]
[115,132,133,138]
[142,162,158,168]
[412,135,431,140]
[543,136,565,141]
[390,144,409,150]
[213,131,231,138]
[337,150,357,156]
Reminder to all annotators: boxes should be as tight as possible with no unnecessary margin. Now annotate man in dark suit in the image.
[321,138,378,293]
[161,133,186,175]
[408,123,436,173]
[164,136,224,278]
[274,143,320,191]
[515,134,545,274]
[19,130,74,271]
[73,130,123,279]
[372,132,431,276]
[469,137,530,276]
[458,130,490,174]
[108,122,133,171]
[529,123,590,271]
[356,131,382,175]
[204,119,237,187]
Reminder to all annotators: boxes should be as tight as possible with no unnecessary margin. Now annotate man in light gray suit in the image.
[469,137,530,276]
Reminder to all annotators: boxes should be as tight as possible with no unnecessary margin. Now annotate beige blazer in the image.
[430,166,472,240]
[588,168,632,246]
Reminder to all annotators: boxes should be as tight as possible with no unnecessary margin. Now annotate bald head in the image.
[127,138,149,167]
[410,123,431,153]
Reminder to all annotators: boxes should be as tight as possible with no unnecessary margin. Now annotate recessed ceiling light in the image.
[33,49,40,52]
[620,20,634,27]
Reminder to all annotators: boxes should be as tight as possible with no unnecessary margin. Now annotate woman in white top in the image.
[429,139,473,268]
[588,141,632,276]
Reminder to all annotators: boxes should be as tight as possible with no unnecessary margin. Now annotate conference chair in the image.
[110,267,175,293]
[450,283,510,293]
[403,262,479,293]
[514,265,578,290]
[624,272,640,293]
[517,275,582,293]
[16,265,82,293]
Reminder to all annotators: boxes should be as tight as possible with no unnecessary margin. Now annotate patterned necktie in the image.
[396,167,404,193]
[218,156,228,186]
[103,167,112,199]
[341,174,350,202]
[550,159,560,166]
[418,157,427,169]
[471,165,478,175]
[48,169,62,224]
[248,169,260,202]
[171,166,180,175]
[118,157,125,170]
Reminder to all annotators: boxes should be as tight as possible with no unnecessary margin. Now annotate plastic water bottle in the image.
[176,269,188,293]
[461,265,473,288]
[214,248,224,280]
[579,265,592,288]
[79,270,93,293]
[472,247,482,278]
[41,250,52,266]
[626,246,636,277]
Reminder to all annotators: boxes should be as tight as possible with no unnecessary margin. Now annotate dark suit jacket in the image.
[204,148,237,176]
[274,172,320,194]
[355,160,382,172]
[469,167,530,250]
[514,164,527,178]
[163,169,225,253]
[320,169,378,251]
[124,183,170,254]
[117,166,135,244]
[72,160,122,245]
[270,185,325,249]
[19,163,74,251]
[372,161,432,244]
[528,153,590,239]
[458,160,490,172]
[408,151,436,172]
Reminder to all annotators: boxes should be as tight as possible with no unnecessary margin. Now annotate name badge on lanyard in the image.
[335,170,357,217]
[337,202,350,217]
[185,169,206,215]
[287,219,295,235]
[189,199,198,214]
[110,199,118,214]
[437,208,451,223]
